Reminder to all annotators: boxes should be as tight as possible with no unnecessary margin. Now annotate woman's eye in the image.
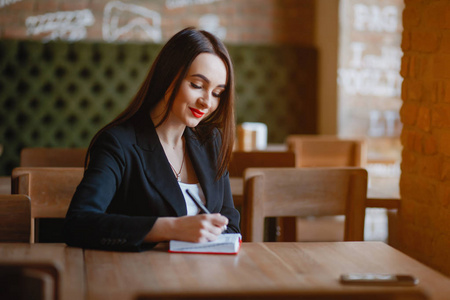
[212,92,221,98]
[190,82,202,89]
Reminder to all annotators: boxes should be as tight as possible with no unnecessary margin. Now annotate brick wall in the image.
[0,0,314,45]
[400,0,450,276]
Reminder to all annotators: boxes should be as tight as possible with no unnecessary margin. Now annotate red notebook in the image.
[169,233,242,255]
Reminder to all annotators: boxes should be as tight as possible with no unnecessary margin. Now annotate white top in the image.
[178,182,206,216]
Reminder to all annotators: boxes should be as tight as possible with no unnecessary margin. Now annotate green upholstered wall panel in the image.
[228,45,317,139]
[0,40,316,175]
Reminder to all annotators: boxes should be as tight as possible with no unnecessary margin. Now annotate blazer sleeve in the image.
[219,170,241,234]
[63,130,157,252]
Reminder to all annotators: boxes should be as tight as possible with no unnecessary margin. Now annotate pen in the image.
[186,189,227,232]
[186,189,211,214]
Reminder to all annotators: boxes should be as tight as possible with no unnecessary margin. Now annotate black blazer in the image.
[63,114,240,251]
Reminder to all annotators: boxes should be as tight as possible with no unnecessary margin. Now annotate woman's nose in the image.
[199,94,211,108]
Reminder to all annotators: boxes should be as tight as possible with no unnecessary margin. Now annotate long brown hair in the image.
[86,27,235,179]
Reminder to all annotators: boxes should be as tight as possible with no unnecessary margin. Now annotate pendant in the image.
[176,175,181,182]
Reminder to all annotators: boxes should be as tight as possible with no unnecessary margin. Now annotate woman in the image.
[63,27,240,252]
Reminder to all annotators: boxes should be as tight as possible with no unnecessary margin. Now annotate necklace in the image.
[168,145,186,182]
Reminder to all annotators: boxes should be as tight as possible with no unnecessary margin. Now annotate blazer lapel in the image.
[133,115,187,216]
[185,129,219,213]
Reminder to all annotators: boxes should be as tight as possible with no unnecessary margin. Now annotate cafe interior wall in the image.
[0,0,317,175]
[0,0,315,44]
[3,0,449,274]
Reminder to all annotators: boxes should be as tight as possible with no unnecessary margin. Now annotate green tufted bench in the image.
[0,40,317,176]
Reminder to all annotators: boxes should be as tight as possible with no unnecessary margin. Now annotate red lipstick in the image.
[189,108,205,118]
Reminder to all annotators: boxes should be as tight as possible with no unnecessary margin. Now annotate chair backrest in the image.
[0,261,61,300]
[242,167,367,242]
[11,167,84,242]
[286,135,367,168]
[228,151,296,177]
[0,195,31,242]
[20,148,87,167]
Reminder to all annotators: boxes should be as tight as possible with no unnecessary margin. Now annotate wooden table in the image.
[83,242,450,300]
[230,176,401,209]
[0,243,85,300]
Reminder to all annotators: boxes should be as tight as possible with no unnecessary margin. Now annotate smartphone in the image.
[340,273,419,286]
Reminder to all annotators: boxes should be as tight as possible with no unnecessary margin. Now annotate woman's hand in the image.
[144,214,228,243]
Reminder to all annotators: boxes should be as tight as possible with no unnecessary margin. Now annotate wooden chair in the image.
[1,148,86,196]
[11,167,84,243]
[20,147,87,168]
[0,261,60,300]
[242,167,367,242]
[0,195,31,242]
[228,151,296,241]
[286,135,368,241]
[286,135,367,168]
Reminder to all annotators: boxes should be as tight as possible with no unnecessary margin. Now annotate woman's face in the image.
[169,53,227,128]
